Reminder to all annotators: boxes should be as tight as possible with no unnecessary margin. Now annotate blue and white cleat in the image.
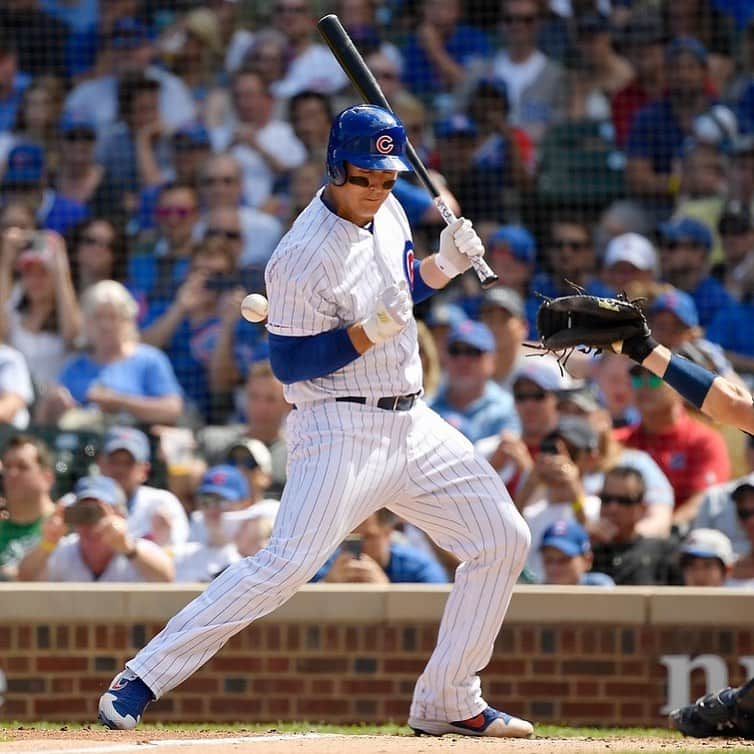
[98,669,155,730]
[408,706,534,737]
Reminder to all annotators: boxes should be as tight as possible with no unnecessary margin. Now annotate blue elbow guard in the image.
[411,259,437,304]
[268,330,360,383]
[663,353,715,409]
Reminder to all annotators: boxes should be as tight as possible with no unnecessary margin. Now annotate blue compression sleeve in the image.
[268,330,361,384]
[663,353,716,409]
[412,259,438,304]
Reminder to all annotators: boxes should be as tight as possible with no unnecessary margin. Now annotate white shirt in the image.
[270,44,349,99]
[492,50,547,122]
[0,343,33,428]
[172,541,240,582]
[265,190,423,405]
[126,485,190,546]
[41,534,166,582]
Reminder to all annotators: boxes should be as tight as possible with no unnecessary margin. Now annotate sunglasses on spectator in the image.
[659,239,696,250]
[64,128,96,142]
[513,390,547,402]
[551,238,590,251]
[374,70,399,80]
[719,221,751,236]
[599,493,643,506]
[503,13,537,24]
[631,373,663,389]
[228,455,259,471]
[448,343,485,358]
[347,175,397,190]
[197,493,234,509]
[202,175,236,186]
[737,507,754,521]
[80,234,113,249]
[206,227,242,241]
[156,205,196,219]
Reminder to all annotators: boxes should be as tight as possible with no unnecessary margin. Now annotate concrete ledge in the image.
[2,584,749,625]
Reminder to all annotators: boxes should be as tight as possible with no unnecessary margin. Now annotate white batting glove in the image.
[435,218,485,279]
[361,282,412,345]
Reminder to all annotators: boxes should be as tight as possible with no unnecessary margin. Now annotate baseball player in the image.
[98,104,533,738]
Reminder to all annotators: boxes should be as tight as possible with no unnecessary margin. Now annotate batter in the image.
[98,105,533,738]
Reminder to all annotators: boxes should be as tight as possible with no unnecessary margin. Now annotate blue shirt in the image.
[687,275,736,329]
[431,380,520,443]
[626,99,687,175]
[392,179,432,226]
[401,25,491,96]
[39,191,89,235]
[736,78,754,135]
[312,541,449,584]
[59,344,182,406]
[706,301,754,357]
[0,73,31,133]
[128,250,191,326]
[581,572,615,587]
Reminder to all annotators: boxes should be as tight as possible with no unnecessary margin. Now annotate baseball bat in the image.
[317,13,499,290]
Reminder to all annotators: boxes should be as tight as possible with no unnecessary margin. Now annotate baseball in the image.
[241,293,269,323]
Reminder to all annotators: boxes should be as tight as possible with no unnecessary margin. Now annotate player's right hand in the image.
[361,282,412,345]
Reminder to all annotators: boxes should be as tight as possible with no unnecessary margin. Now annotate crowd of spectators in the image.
[3,0,754,587]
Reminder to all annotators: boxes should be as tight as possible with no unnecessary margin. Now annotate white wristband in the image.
[434,252,462,279]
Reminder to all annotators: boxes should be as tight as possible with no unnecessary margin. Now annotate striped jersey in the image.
[265,189,422,405]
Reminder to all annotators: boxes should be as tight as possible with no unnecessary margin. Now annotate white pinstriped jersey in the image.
[265,189,422,405]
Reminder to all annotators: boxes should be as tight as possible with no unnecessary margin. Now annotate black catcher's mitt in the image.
[669,678,754,739]
[536,293,650,353]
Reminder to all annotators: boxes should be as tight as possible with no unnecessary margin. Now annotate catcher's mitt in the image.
[536,292,650,353]
[669,678,754,739]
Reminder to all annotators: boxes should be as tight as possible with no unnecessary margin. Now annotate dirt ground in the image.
[3,729,754,754]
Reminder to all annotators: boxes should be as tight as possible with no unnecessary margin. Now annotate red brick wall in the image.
[2,620,752,725]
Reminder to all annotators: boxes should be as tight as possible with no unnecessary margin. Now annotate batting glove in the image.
[435,218,485,279]
[362,282,412,345]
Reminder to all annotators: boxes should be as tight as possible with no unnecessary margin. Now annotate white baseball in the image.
[241,293,269,323]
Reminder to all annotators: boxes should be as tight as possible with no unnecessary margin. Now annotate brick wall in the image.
[1,585,752,726]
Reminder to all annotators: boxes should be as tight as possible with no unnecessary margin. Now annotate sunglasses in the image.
[80,234,113,249]
[631,373,663,389]
[156,206,196,219]
[202,175,236,186]
[448,343,484,358]
[64,128,96,142]
[229,455,259,471]
[737,508,754,521]
[375,70,399,80]
[503,13,537,24]
[659,239,697,251]
[347,175,397,190]
[206,227,242,241]
[551,238,590,251]
[600,493,643,506]
[197,492,234,509]
[513,390,547,402]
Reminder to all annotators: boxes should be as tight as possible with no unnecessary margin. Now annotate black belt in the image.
[293,393,419,411]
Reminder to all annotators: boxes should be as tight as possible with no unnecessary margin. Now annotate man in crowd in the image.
[539,518,614,586]
[680,528,735,587]
[602,232,659,293]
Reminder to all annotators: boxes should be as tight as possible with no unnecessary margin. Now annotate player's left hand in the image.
[436,218,484,278]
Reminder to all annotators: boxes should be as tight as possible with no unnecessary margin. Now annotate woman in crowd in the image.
[68,218,127,294]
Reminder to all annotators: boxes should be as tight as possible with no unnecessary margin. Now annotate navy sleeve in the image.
[412,258,438,304]
[268,329,361,384]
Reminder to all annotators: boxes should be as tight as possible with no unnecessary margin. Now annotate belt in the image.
[292,393,419,411]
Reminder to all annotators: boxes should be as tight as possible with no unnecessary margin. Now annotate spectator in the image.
[693,477,754,559]
[0,35,31,134]
[0,228,82,392]
[594,200,654,258]
[337,0,403,67]
[680,527,735,587]
[615,363,731,522]
[727,483,754,585]
[590,466,681,585]
[713,199,754,301]
[478,286,529,389]
[141,238,240,423]
[0,435,55,580]
[314,509,449,583]
[727,135,754,208]
[626,37,714,210]
[234,499,280,557]
[0,0,68,77]
[289,90,333,164]
[422,300,467,366]
[591,351,639,429]
[603,232,658,292]
[200,361,290,497]
[657,216,735,328]
[520,416,601,581]
[232,29,287,88]
[1,143,88,234]
[210,0,254,76]
[566,14,633,124]
[402,0,491,105]
[63,17,196,135]
[366,50,406,103]
[18,475,174,582]
[212,70,307,209]
[224,438,273,503]
[68,218,127,294]
[97,426,189,547]
[675,138,729,211]
[430,320,520,443]
[0,201,35,235]
[491,0,566,146]
[611,14,666,148]
[37,280,183,428]
[539,518,614,586]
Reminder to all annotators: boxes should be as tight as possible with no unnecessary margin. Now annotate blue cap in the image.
[649,287,699,328]
[424,302,467,328]
[657,216,713,252]
[488,225,536,265]
[540,518,591,557]
[110,18,151,49]
[173,121,211,149]
[578,13,610,35]
[666,36,708,65]
[434,113,477,139]
[59,111,97,135]
[4,144,44,184]
[74,475,127,507]
[103,426,150,463]
[447,319,495,352]
[198,464,250,501]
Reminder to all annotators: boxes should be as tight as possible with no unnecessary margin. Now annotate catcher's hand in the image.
[669,678,754,739]
[536,292,653,359]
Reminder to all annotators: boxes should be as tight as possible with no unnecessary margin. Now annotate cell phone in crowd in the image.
[341,534,362,558]
[539,434,561,455]
[23,231,47,253]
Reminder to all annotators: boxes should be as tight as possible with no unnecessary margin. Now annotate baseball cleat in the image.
[98,669,154,730]
[408,706,534,737]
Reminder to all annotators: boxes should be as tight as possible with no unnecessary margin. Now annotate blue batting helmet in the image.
[326,105,413,185]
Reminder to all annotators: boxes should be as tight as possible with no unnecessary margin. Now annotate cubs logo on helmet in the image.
[375,134,394,154]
